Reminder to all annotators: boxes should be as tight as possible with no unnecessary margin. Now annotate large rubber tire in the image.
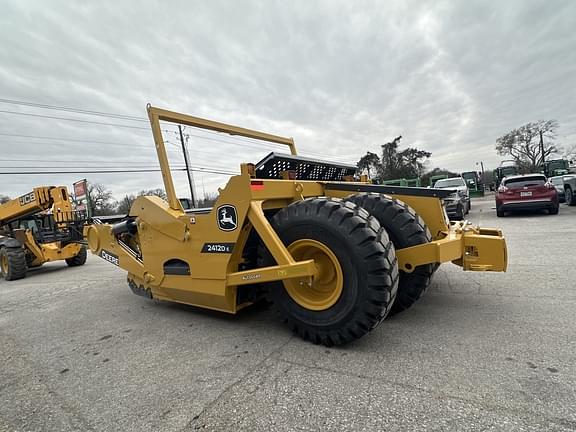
[66,245,87,267]
[0,247,27,281]
[263,197,399,346]
[496,207,505,217]
[549,205,559,215]
[344,193,435,316]
[566,187,576,206]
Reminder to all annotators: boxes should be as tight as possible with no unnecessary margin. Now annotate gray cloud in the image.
[1,0,575,199]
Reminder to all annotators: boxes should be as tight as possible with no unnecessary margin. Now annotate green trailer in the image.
[381,178,422,187]
[462,171,484,197]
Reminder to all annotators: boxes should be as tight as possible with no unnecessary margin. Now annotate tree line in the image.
[356,118,572,184]
[0,186,217,216]
[356,135,458,185]
[2,119,571,209]
[86,184,218,216]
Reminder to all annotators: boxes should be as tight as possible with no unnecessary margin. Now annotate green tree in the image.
[381,136,431,179]
[397,148,432,178]
[357,151,381,177]
[357,136,431,181]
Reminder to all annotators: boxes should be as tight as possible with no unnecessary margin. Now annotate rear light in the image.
[250,180,265,191]
[498,185,508,193]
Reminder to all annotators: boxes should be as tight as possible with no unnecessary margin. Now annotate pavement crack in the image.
[182,335,295,431]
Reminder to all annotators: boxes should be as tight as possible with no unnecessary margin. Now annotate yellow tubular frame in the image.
[146,105,297,211]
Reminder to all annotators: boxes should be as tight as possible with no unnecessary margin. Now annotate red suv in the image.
[496,174,559,217]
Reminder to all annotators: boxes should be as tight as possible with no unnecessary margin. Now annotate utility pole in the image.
[539,130,545,166]
[178,125,197,208]
[476,161,485,190]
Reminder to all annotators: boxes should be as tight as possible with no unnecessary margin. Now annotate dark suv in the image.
[434,177,470,219]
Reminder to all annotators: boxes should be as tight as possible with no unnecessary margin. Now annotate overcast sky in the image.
[1,0,575,200]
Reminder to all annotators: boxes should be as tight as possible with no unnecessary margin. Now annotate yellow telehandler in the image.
[84,105,507,346]
[0,186,87,280]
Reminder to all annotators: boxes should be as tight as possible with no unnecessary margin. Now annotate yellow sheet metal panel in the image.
[41,243,81,262]
[462,231,508,272]
[131,196,187,242]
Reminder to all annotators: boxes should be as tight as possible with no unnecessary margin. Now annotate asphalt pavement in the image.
[1,194,575,431]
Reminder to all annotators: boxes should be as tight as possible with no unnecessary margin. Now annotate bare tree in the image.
[564,143,576,164]
[116,188,168,215]
[116,194,136,215]
[496,120,560,172]
[138,188,167,200]
[0,194,10,204]
[197,193,218,208]
[87,183,116,216]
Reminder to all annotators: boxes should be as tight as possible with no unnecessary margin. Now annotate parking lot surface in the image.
[1,195,576,431]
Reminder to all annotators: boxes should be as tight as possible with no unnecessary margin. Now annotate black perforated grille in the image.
[254,152,357,181]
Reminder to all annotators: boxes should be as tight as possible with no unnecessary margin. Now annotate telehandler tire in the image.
[264,197,399,346]
[344,193,435,316]
[66,245,87,267]
[0,247,27,281]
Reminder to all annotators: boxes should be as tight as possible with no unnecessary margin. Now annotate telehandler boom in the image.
[0,186,87,280]
[85,105,508,346]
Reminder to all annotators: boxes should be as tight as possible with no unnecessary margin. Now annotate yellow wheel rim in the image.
[283,239,344,311]
[1,253,8,274]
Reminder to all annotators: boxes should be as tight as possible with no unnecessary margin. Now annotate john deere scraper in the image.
[84,105,507,346]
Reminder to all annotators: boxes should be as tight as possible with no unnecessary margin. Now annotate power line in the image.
[0,98,357,162]
[0,132,153,148]
[0,158,238,172]
[0,109,152,130]
[0,98,288,147]
[0,98,148,122]
[0,158,166,164]
[0,167,237,176]
[0,163,236,171]
[0,161,237,171]
[0,165,173,169]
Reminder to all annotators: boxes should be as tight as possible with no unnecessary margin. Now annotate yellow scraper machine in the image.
[84,105,508,346]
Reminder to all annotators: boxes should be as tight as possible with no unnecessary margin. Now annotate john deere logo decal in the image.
[217,205,237,231]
